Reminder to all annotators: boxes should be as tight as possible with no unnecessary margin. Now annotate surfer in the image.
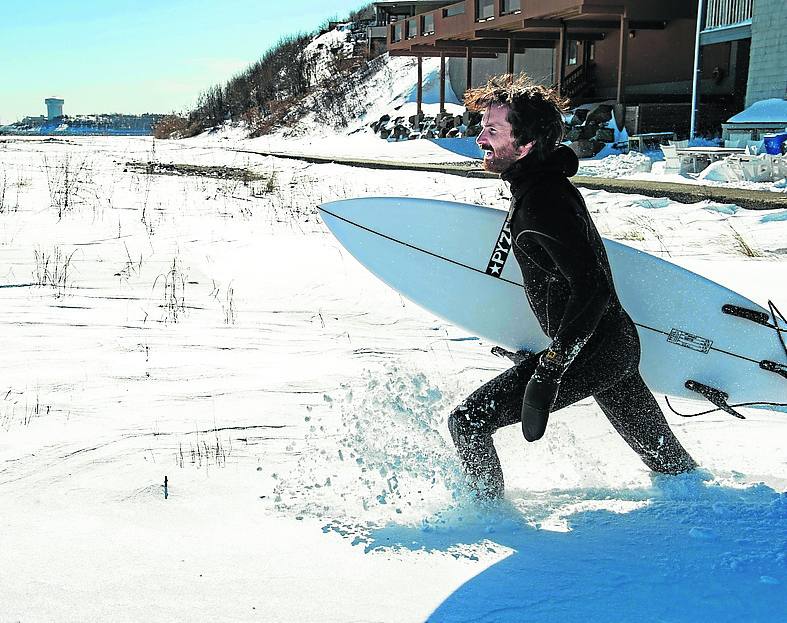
[448,74,697,498]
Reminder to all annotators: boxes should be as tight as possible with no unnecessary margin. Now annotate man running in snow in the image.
[448,75,697,499]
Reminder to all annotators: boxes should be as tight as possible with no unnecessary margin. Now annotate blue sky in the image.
[1,0,370,123]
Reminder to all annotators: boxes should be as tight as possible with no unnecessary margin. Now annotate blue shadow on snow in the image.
[428,137,483,160]
[365,472,787,623]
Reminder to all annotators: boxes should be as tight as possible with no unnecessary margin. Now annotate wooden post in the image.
[690,0,707,140]
[617,15,629,105]
[507,37,515,74]
[465,46,473,92]
[439,52,446,114]
[556,21,567,93]
[417,56,423,121]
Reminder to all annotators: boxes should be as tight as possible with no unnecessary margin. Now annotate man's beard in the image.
[482,147,521,173]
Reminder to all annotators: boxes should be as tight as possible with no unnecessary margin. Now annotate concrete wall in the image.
[447,49,555,100]
[745,0,787,107]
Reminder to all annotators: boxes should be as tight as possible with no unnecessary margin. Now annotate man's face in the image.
[476,104,533,173]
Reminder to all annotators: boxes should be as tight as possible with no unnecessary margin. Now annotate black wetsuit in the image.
[448,146,697,497]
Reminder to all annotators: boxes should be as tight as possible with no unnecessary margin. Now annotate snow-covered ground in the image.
[0,135,785,622]
[578,152,787,194]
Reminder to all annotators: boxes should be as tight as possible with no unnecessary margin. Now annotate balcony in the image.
[388,0,537,50]
[704,0,753,30]
[386,0,674,52]
[699,0,753,46]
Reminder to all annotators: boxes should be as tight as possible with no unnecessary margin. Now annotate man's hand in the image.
[491,346,535,366]
[521,350,563,442]
[520,375,559,441]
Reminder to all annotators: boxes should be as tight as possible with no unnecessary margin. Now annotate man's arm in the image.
[514,185,612,441]
[517,188,612,373]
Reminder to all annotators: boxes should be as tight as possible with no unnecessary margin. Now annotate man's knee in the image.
[448,401,492,447]
[447,404,470,446]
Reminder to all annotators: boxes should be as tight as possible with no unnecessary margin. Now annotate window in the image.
[476,0,495,20]
[392,22,403,42]
[407,17,417,38]
[444,4,465,17]
[567,40,578,65]
[501,0,520,14]
[422,14,435,35]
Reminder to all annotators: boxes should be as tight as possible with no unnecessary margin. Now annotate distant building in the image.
[369,1,457,58]
[45,97,64,120]
[694,0,787,109]
[381,0,786,137]
[3,111,166,136]
[687,0,787,138]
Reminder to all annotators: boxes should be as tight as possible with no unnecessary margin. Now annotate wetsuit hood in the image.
[501,145,579,193]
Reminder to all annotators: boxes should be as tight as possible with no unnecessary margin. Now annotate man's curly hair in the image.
[465,74,568,161]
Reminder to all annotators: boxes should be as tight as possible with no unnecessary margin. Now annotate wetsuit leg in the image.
[594,372,697,474]
[448,344,629,498]
[448,355,538,498]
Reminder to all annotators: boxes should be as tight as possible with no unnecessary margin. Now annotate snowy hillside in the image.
[274,33,464,140]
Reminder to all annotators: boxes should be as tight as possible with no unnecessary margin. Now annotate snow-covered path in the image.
[0,136,785,622]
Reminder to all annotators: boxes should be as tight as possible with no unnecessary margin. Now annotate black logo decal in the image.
[486,220,512,277]
[667,329,712,354]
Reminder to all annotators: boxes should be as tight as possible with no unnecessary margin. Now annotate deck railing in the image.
[560,62,595,100]
[704,0,753,30]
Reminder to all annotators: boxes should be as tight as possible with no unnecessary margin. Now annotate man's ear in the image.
[515,140,536,159]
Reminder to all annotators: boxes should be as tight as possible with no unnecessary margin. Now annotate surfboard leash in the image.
[664,395,787,419]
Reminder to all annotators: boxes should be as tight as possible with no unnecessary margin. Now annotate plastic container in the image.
[763,132,787,155]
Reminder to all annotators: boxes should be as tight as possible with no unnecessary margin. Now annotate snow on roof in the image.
[727,98,787,124]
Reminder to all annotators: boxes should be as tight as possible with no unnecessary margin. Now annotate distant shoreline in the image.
[0,130,154,137]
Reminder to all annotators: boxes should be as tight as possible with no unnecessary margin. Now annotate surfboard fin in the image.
[723,301,787,381]
[760,360,787,381]
[721,304,772,327]
[684,380,746,419]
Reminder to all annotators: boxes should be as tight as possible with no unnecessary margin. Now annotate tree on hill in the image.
[156,4,374,139]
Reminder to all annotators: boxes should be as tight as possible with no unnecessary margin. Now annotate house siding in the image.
[745,0,787,106]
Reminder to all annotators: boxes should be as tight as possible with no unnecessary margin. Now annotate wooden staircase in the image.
[558,63,595,102]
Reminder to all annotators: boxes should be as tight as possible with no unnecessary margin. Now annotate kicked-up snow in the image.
[0,135,785,622]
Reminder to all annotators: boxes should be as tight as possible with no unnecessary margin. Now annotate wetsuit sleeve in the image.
[517,185,612,375]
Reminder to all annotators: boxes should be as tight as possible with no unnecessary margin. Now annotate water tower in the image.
[45,97,64,119]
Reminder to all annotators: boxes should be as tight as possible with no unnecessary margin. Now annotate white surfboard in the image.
[319,197,787,410]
